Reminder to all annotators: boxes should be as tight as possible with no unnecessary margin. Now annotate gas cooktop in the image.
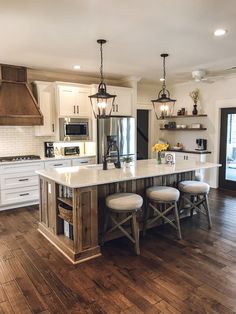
[0,155,41,162]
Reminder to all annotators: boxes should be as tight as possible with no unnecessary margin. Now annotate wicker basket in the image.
[58,203,73,224]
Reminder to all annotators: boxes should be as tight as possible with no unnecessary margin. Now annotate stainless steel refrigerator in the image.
[97,117,135,163]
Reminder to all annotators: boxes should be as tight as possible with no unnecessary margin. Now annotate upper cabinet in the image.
[56,84,92,118]
[33,81,56,136]
[107,86,133,116]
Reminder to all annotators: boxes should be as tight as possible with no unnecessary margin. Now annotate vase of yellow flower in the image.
[152,143,169,164]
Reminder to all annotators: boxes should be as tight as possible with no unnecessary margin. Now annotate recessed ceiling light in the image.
[73,65,81,69]
[160,78,165,82]
[214,29,227,36]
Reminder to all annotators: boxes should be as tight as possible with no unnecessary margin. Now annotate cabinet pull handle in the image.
[80,161,89,164]
[52,123,55,132]
[112,104,115,112]
[19,178,29,182]
[77,105,79,114]
[116,104,118,112]
[53,163,63,166]
[73,105,76,114]
[20,193,29,196]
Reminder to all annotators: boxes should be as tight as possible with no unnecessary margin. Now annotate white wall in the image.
[0,126,53,157]
[139,76,236,187]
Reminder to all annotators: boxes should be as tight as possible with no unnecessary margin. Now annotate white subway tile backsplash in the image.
[0,126,54,157]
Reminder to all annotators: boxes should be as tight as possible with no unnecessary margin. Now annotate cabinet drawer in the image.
[0,162,44,174]
[0,173,38,190]
[71,157,95,166]
[1,186,39,205]
[45,159,71,169]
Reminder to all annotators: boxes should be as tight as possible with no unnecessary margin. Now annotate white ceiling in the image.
[1,0,236,83]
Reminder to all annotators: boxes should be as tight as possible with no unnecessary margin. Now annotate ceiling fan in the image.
[191,70,215,83]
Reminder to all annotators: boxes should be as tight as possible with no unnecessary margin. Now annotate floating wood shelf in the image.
[57,197,73,207]
[160,128,207,131]
[157,114,207,120]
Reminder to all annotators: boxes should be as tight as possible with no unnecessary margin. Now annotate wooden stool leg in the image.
[101,208,110,245]
[204,195,212,229]
[174,202,182,240]
[131,212,140,255]
[143,198,150,236]
[190,195,194,217]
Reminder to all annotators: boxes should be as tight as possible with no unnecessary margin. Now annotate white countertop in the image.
[36,159,221,188]
[0,155,96,165]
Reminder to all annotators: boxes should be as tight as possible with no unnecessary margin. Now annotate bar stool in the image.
[143,186,182,239]
[178,180,212,229]
[104,193,143,255]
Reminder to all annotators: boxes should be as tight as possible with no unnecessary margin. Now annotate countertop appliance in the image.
[44,142,55,158]
[97,117,135,163]
[59,118,91,141]
[196,139,207,151]
[63,146,80,156]
[0,155,41,162]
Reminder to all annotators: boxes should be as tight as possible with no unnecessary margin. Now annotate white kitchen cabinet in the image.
[0,161,44,210]
[174,152,207,162]
[90,85,133,117]
[71,157,96,166]
[1,186,39,205]
[34,81,56,136]
[172,151,209,182]
[56,84,91,117]
[44,159,71,169]
[107,86,133,116]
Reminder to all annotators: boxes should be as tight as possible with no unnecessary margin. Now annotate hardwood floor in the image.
[0,189,235,313]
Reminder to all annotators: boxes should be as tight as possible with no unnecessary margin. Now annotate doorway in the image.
[137,109,149,160]
[219,107,236,189]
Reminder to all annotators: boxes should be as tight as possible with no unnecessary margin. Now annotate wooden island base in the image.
[38,170,195,264]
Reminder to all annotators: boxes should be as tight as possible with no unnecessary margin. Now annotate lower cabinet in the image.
[44,159,71,169]
[1,186,39,205]
[0,156,96,211]
[71,157,96,166]
[173,152,209,183]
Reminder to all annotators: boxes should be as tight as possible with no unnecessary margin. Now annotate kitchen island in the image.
[36,159,220,264]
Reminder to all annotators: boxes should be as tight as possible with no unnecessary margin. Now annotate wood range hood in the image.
[0,64,43,126]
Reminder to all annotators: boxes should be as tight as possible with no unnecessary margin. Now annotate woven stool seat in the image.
[179,180,210,194]
[146,186,180,202]
[106,193,143,211]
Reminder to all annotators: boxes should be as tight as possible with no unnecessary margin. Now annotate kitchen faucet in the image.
[103,140,121,170]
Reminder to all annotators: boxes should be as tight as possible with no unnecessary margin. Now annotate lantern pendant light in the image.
[151,53,176,119]
[89,39,116,119]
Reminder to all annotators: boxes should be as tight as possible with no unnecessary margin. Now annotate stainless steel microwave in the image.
[59,118,91,141]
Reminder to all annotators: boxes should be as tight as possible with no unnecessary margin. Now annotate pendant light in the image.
[89,39,116,119]
[151,53,176,119]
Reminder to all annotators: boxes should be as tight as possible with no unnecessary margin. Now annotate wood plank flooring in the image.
[0,189,235,313]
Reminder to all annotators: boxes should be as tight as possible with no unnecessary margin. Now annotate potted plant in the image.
[152,143,169,164]
[122,156,133,167]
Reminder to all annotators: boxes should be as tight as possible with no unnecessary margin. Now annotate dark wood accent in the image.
[219,107,236,190]
[157,114,207,120]
[0,189,235,312]
[1,64,27,82]
[160,127,207,131]
[167,149,211,154]
[0,65,43,126]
